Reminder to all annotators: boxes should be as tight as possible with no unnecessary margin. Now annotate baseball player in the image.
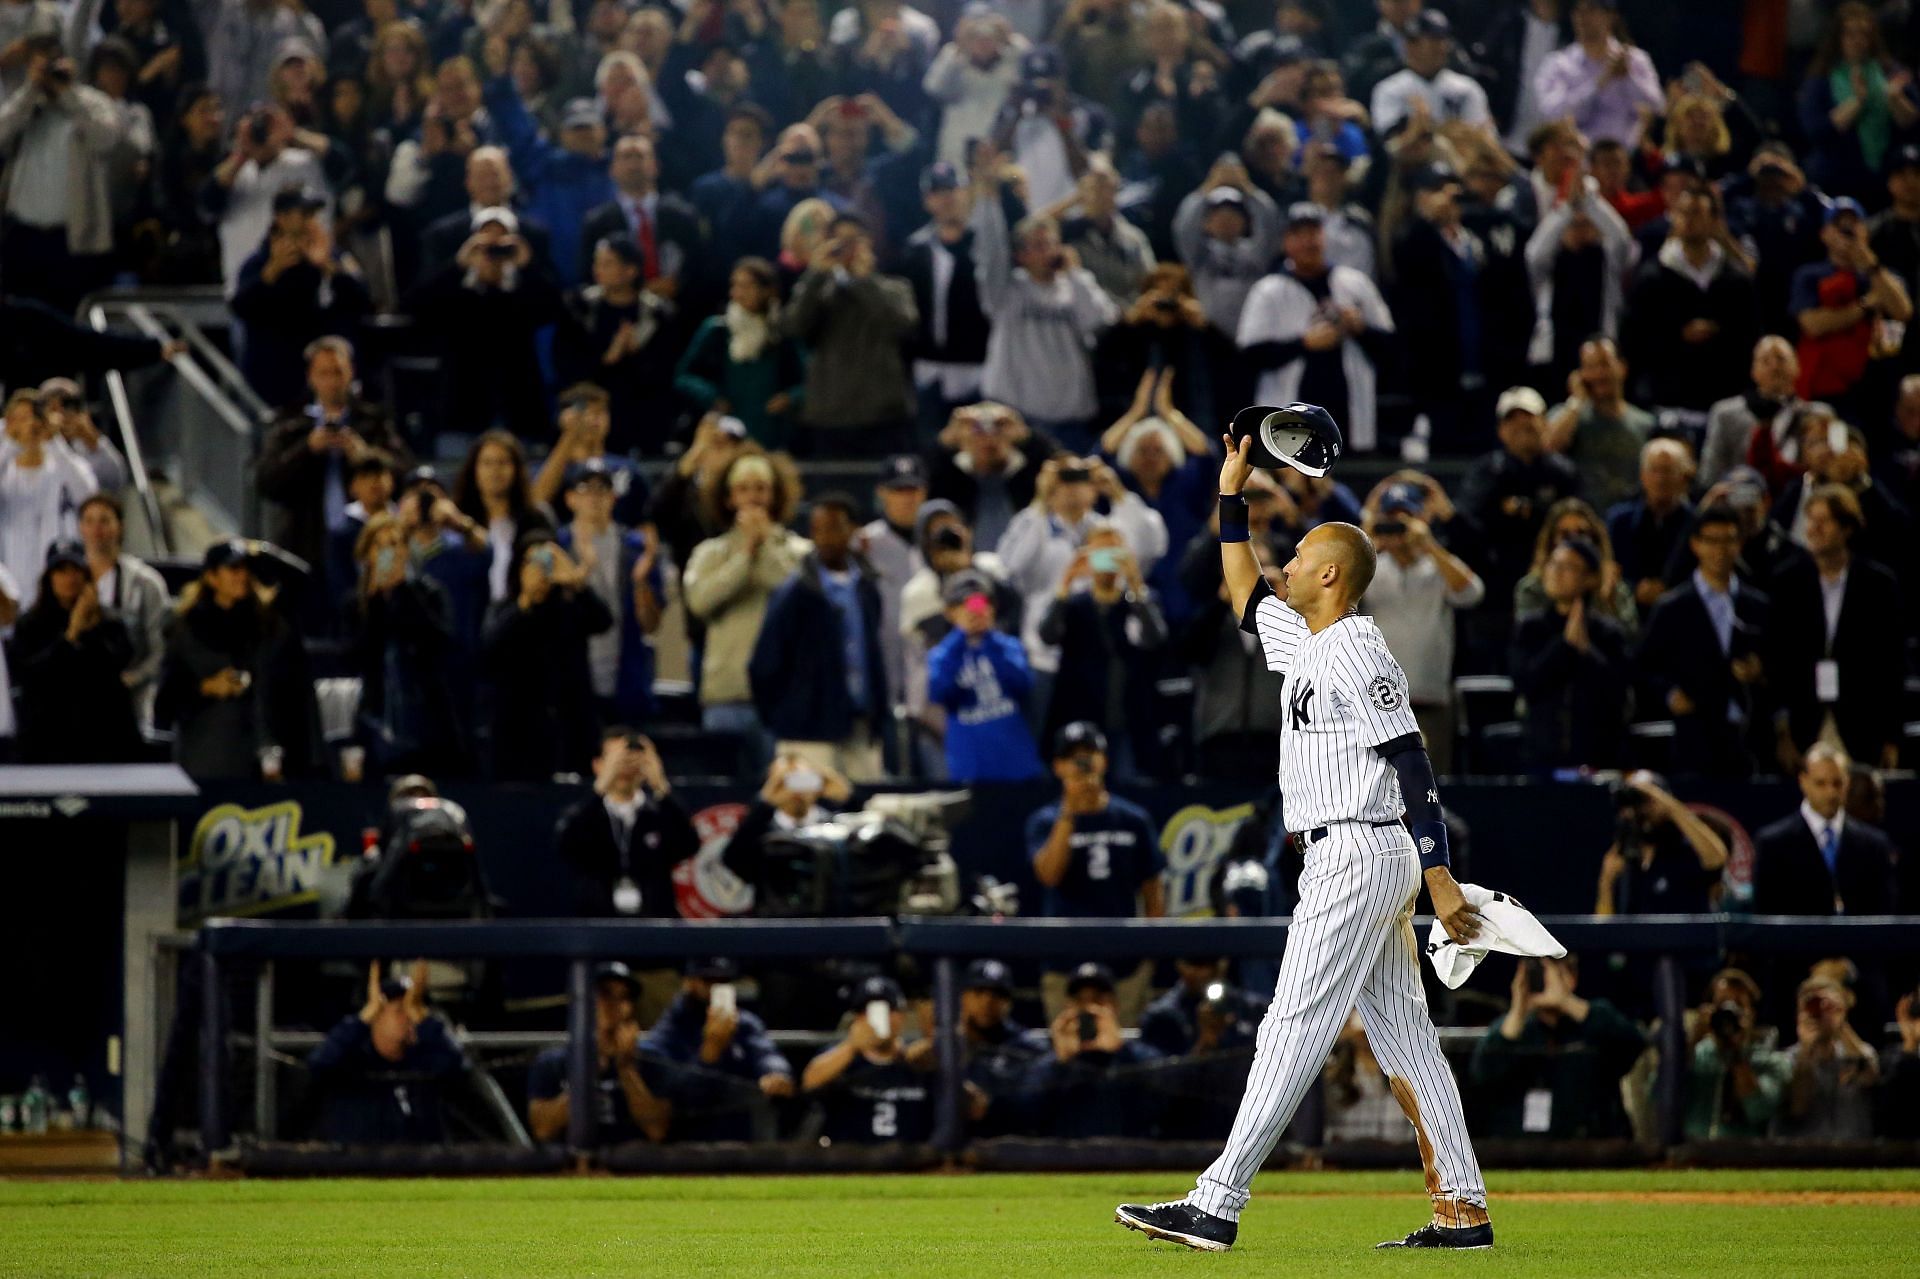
[1116,405,1492,1252]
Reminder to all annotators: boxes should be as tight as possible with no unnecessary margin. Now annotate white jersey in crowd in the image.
[1247,594,1420,831]
[0,454,95,606]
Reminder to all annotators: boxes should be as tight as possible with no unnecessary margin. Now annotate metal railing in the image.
[83,291,267,549]
[193,913,1920,1163]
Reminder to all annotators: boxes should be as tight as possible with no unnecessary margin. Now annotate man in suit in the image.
[1752,743,1899,915]
[417,146,554,282]
[1765,483,1906,773]
[579,135,703,307]
[1638,505,1769,778]
[553,728,699,1023]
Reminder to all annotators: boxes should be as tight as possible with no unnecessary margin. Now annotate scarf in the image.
[727,301,776,363]
[1833,60,1892,171]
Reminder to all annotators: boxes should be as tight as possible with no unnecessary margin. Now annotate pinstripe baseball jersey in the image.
[1245,595,1420,831]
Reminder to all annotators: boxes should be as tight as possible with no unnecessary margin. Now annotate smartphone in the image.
[1056,466,1091,485]
[785,766,823,794]
[248,112,271,146]
[709,982,737,1016]
[373,545,398,578]
[1827,421,1849,455]
[865,999,892,1039]
[1077,1011,1097,1042]
[484,241,517,260]
[532,546,556,572]
[1524,960,1546,994]
[1088,547,1125,574]
[1375,519,1407,536]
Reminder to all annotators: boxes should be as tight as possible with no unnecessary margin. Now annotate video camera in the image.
[756,791,969,918]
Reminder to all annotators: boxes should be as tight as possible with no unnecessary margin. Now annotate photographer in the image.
[782,213,919,455]
[1021,962,1163,1138]
[0,31,126,313]
[1036,521,1169,781]
[925,569,1044,783]
[529,386,649,530]
[527,962,671,1145]
[1684,968,1791,1139]
[988,47,1105,209]
[1139,958,1262,1060]
[641,959,794,1142]
[925,402,1057,553]
[307,962,469,1144]
[719,755,852,896]
[229,188,371,406]
[1469,957,1647,1139]
[556,727,695,925]
[200,102,329,290]
[1027,722,1163,1021]
[803,976,935,1145]
[1595,771,1730,915]
[1777,975,1879,1140]
[480,530,613,782]
[344,512,467,778]
[1879,993,1920,1138]
[406,206,564,439]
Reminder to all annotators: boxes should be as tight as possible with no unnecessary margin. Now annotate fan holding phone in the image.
[800,976,936,1144]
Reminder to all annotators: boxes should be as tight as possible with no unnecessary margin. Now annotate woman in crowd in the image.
[1097,264,1218,428]
[481,530,613,781]
[141,83,226,284]
[674,257,807,449]
[8,542,142,763]
[156,541,322,780]
[452,430,553,606]
[682,451,809,776]
[366,21,433,138]
[1513,497,1637,629]
[1799,1,1920,204]
[1099,368,1214,626]
[346,512,468,778]
[556,236,679,452]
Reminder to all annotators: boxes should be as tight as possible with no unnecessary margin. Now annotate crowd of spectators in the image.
[6,0,1920,1162]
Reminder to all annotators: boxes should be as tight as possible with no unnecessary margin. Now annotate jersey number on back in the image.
[872,1101,897,1137]
[1086,845,1111,880]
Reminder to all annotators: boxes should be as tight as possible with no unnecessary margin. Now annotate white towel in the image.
[1423,883,1567,990]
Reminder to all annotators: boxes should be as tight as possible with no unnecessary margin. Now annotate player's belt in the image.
[1291,819,1403,849]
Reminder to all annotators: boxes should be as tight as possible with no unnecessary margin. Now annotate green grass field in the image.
[2,1169,1915,1278]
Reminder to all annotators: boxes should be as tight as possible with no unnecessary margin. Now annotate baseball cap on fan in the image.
[1496,386,1547,419]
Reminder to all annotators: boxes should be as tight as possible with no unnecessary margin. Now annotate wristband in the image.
[1219,494,1250,543]
[1411,819,1450,872]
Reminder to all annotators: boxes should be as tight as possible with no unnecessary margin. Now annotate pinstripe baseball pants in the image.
[1189,823,1487,1224]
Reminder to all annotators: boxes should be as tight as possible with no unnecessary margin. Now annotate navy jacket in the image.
[748,554,887,743]
[305,1015,469,1143]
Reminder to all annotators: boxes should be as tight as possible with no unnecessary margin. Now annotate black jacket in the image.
[1454,448,1582,599]
[748,554,887,742]
[1510,605,1631,770]
[346,576,469,778]
[7,606,141,763]
[554,286,682,456]
[1751,812,1899,915]
[1764,556,1906,760]
[1637,579,1769,779]
[578,193,704,302]
[481,586,614,782]
[419,207,555,282]
[0,294,169,391]
[305,1015,469,1143]
[1472,4,1575,132]
[1623,255,1760,410]
[1037,589,1169,761]
[405,262,565,438]
[898,224,990,365]
[255,402,412,574]
[229,251,373,408]
[554,790,698,919]
[156,592,323,780]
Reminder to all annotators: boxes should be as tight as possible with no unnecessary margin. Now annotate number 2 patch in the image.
[1368,675,1403,712]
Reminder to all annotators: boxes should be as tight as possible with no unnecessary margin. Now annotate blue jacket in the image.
[555,524,664,723]
[305,1014,469,1143]
[926,629,1043,782]
[748,554,887,743]
[485,75,614,285]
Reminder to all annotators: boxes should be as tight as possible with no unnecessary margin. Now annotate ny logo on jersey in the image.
[1288,679,1315,730]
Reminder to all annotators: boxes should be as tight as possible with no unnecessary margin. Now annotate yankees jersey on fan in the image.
[1241,593,1420,831]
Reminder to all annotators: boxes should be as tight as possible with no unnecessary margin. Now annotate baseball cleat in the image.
[1115,1201,1237,1252]
[1375,1221,1494,1250]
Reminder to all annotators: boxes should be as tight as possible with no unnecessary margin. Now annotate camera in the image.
[1077,1011,1098,1042]
[45,59,74,86]
[1375,519,1406,536]
[1057,466,1090,484]
[1709,1000,1745,1042]
[931,525,966,553]
[248,113,272,146]
[483,241,516,260]
[1152,296,1179,313]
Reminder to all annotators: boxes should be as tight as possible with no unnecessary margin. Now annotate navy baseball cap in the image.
[1380,484,1424,517]
[271,184,325,215]
[1406,163,1462,193]
[560,97,603,131]
[1021,47,1061,80]
[1284,201,1325,228]
[1407,9,1451,38]
[1893,142,1920,174]
[1066,961,1115,995]
[1559,535,1602,573]
[687,956,741,982]
[1230,402,1344,477]
[202,539,252,571]
[401,464,441,492]
[963,959,1014,996]
[1826,196,1867,225]
[880,453,929,490]
[566,456,615,489]
[594,961,640,992]
[1053,720,1108,759]
[44,538,86,573]
[853,974,906,1008]
[921,161,961,194]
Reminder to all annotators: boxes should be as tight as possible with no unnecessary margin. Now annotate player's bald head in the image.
[1301,522,1377,603]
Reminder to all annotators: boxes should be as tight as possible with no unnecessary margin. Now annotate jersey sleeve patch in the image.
[1367,673,1404,713]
